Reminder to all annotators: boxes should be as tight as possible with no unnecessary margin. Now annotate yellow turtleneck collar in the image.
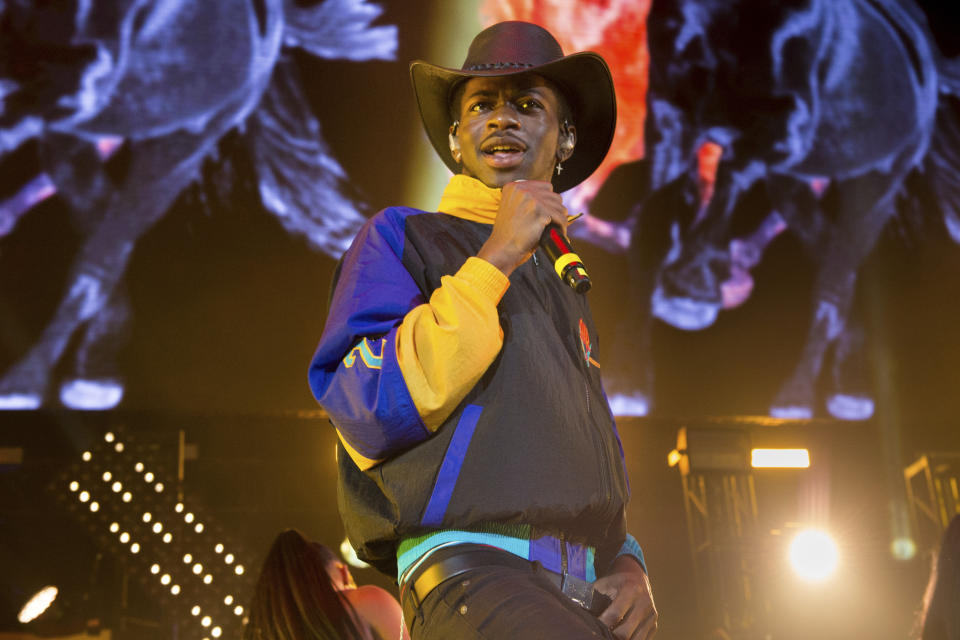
[436,175,501,224]
[435,174,580,227]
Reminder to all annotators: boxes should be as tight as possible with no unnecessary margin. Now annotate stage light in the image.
[201,615,211,627]
[340,537,371,569]
[58,426,254,640]
[224,553,234,564]
[105,432,115,443]
[789,528,839,582]
[891,537,917,561]
[234,606,243,616]
[17,586,58,624]
[667,449,682,467]
[752,448,810,468]
[192,606,201,616]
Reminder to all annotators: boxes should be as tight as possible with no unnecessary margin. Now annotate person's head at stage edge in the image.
[919,514,960,640]
[244,529,368,640]
[410,21,616,192]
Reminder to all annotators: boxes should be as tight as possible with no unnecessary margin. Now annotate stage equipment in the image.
[671,426,764,638]
[55,427,254,639]
[904,452,960,552]
[670,422,819,639]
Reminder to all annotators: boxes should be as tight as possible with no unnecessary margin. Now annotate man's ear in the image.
[448,121,462,164]
[558,122,576,162]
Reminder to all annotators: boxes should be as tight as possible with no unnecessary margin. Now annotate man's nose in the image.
[487,104,520,129]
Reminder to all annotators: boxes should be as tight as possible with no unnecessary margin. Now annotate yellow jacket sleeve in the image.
[395,256,509,431]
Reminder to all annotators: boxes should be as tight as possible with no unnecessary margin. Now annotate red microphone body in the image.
[540,223,592,294]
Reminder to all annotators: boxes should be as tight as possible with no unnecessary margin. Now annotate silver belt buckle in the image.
[560,572,601,612]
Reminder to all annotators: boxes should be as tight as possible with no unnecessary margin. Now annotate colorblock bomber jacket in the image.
[309,175,635,578]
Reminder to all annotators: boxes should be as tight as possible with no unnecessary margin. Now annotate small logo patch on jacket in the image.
[343,337,386,369]
[579,318,600,368]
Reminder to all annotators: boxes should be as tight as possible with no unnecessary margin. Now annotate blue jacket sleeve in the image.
[308,208,431,460]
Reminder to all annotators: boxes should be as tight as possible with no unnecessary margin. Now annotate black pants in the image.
[401,548,615,640]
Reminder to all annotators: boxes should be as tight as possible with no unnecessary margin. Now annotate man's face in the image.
[450,75,566,188]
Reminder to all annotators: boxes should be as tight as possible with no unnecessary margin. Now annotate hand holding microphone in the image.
[478,180,592,293]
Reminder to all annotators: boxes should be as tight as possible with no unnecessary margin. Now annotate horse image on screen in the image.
[598,0,960,420]
[0,0,396,409]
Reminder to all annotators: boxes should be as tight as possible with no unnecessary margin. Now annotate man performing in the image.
[309,21,657,639]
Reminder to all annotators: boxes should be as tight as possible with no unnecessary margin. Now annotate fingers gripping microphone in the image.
[540,224,592,294]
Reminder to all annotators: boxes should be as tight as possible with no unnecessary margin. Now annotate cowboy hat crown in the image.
[410,21,616,192]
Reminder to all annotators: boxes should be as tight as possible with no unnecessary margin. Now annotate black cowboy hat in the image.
[410,21,616,193]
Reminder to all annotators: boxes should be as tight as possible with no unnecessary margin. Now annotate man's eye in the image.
[518,99,541,111]
[469,101,490,112]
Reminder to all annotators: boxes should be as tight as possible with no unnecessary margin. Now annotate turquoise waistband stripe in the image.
[397,529,598,583]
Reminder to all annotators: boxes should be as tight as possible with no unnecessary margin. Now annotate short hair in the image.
[448,74,574,128]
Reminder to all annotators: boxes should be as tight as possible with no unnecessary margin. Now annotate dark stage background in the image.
[2,0,960,638]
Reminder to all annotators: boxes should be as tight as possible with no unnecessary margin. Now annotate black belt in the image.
[400,545,611,616]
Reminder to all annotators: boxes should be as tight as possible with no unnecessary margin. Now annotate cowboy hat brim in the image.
[410,51,616,193]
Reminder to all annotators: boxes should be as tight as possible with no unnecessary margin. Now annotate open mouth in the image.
[481,138,525,167]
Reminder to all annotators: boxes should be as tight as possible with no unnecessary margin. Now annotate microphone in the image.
[540,223,592,294]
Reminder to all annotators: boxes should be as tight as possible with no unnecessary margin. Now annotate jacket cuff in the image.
[458,256,510,303]
[617,533,647,575]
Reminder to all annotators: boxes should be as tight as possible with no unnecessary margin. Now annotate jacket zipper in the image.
[560,531,568,584]
[578,318,611,504]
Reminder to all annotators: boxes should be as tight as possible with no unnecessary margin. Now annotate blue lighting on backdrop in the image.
[0,0,396,409]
